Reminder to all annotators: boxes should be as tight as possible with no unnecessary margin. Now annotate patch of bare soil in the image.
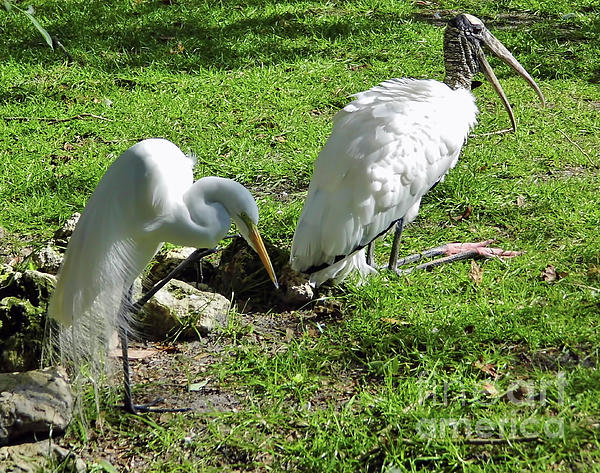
[57,305,350,472]
[534,165,594,182]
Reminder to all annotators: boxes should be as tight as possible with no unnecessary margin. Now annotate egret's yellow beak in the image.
[246,221,279,289]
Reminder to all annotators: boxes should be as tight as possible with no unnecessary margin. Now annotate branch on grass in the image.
[3,113,112,124]
[470,128,514,138]
[450,435,540,445]
[557,129,596,167]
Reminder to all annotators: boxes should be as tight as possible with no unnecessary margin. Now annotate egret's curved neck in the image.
[442,29,477,91]
[149,179,234,249]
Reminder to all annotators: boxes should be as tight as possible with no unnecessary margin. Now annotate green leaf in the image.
[2,1,11,12]
[188,379,209,392]
[24,11,53,49]
[95,459,118,473]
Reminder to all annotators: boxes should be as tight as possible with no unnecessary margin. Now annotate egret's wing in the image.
[48,138,194,374]
[290,79,477,282]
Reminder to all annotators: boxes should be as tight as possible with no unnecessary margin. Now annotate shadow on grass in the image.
[2,0,408,71]
[4,0,596,81]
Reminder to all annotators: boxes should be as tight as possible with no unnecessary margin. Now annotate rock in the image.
[52,213,81,247]
[0,439,85,472]
[0,268,57,307]
[0,297,46,372]
[147,246,217,286]
[3,270,57,307]
[0,270,55,372]
[215,237,287,303]
[0,264,13,286]
[280,265,314,304]
[134,279,231,340]
[31,245,63,274]
[0,366,73,446]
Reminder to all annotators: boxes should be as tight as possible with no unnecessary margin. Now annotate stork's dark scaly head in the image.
[443,13,545,131]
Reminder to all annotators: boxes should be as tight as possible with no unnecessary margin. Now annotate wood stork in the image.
[49,138,278,412]
[290,13,545,287]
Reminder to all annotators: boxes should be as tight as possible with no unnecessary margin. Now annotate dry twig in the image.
[3,113,111,124]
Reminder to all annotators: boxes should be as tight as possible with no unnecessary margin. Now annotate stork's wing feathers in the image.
[48,138,194,373]
[290,79,477,279]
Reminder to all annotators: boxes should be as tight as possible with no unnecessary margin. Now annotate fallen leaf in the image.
[588,265,600,278]
[516,195,526,207]
[541,265,567,282]
[110,347,157,359]
[503,382,532,404]
[285,327,294,341]
[469,260,483,285]
[169,42,185,54]
[450,204,473,222]
[189,379,209,392]
[482,382,499,397]
[306,324,320,338]
[474,358,498,379]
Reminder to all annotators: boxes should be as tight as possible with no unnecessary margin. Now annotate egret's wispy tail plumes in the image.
[47,139,279,404]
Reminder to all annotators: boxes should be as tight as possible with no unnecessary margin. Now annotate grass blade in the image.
[24,10,53,49]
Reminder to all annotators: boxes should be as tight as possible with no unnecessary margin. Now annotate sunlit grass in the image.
[1,0,599,471]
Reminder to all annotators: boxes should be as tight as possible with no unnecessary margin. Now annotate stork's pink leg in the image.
[394,240,522,275]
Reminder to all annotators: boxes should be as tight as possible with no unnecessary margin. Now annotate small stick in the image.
[454,435,540,445]
[557,129,595,166]
[3,113,112,123]
[399,435,540,446]
[470,128,513,138]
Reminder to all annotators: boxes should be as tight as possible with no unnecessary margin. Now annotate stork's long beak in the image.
[476,28,545,132]
[247,222,279,289]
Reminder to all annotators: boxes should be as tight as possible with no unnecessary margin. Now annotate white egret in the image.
[290,13,545,287]
[48,138,278,412]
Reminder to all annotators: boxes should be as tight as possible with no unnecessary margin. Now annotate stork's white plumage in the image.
[290,13,544,287]
[291,79,477,286]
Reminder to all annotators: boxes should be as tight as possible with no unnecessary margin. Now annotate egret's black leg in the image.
[119,247,218,414]
[366,242,375,267]
[119,286,151,413]
[388,218,405,272]
[120,322,135,413]
[132,248,218,312]
[119,287,176,413]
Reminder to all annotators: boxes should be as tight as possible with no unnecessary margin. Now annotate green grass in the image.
[2,0,600,471]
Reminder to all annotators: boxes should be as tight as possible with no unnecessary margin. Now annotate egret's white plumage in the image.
[290,79,477,286]
[49,138,277,378]
[290,13,544,287]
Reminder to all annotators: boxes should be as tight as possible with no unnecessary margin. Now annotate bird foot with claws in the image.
[437,240,522,258]
[393,240,522,275]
